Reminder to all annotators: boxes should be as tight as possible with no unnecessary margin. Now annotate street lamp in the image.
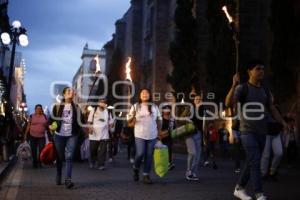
[19,102,27,121]
[1,20,29,104]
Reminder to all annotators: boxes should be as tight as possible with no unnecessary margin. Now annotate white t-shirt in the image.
[88,107,114,141]
[56,103,73,137]
[129,103,162,140]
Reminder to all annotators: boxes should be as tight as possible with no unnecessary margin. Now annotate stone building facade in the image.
[72,44,106,109]
[105,0,177,103]
[104,0,300,132]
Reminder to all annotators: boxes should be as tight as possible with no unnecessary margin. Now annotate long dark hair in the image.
[137,88,153,115]
[61,87,71,103]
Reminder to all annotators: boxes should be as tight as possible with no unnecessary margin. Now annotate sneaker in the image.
[130,158,135,164]
[234,168,241,173]
[256,193,267,200]
[143,175,153,184]
[186,171,198,181]
[108,158,113,163]
[65,179,74,189]
[168,163,175,171]
[133,168,139,181]
[97,166,105,170]
[233,186,252,200]
[56,175,62,185]
[204,161,209,167]
[192,173,199,181]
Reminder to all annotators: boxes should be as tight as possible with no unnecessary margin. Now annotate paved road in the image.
[0,152,299,200]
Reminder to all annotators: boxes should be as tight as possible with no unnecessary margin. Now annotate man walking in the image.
[225,60,287,200]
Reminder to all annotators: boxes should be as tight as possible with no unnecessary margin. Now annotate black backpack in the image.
[232,82,271,131]
[239,82,271,109]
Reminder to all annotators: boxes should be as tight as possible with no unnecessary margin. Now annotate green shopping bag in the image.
[171,122,195,139]
[153,141,169,178]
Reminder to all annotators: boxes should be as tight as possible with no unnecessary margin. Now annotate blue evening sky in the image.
[8,0,130,112]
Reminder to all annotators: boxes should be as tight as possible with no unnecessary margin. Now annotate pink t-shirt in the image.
[29,114,48,138]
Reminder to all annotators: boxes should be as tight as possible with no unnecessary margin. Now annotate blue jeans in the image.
[54,134,78,179]
[237,132,266,193]
[261,134,283,175]
[134,137,157,175]
[185,132,202,175]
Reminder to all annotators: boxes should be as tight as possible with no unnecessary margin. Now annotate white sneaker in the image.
[108,158,113,163]
[234,187,252,200]
[97,166,105,170]
[204,161,209,167]
[256,193,267,200]
[192,173,199,181]
[130,158,135,164]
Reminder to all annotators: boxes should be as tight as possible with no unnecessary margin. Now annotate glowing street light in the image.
[1,20,29,106]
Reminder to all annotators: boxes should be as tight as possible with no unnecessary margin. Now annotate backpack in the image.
[239,82,271,110]
[90,107,112,126]
[232,82,271,131]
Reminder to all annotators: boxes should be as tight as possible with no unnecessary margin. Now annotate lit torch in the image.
[125,57,132,82]
[94,54,101,73]
[222,5,239,140]
[87,54,102,109]
[222,6,233,23]
[125,57,133,122]
[222,5,239,74]
[181,98,185,104]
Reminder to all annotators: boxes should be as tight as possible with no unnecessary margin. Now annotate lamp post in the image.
[1,20,29,104]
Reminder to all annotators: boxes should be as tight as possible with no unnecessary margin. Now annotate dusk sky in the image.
[8,0,130,112]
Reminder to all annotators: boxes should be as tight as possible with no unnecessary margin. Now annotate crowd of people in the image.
[21,61,299,200]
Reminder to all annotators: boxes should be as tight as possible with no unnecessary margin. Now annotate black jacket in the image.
[49,102,84,136]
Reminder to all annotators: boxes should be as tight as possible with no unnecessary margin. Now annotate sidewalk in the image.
[0,156,16,184]
[0,152,299,200]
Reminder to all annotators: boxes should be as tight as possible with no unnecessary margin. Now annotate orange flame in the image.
[94,54,101,73]
[222,6,233,23]
[125,57,132,82]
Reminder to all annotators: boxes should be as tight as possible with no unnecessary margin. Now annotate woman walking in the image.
[185,95,204,180]
[24,104,48,168]
[128,88,162,184]
[88,99,114,170]
[49,87,83,189]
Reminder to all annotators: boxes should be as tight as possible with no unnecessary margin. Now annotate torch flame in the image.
[181,98,185,104]
[125,57,132,82]
[222,6,233,23]
[94,54,101,73]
